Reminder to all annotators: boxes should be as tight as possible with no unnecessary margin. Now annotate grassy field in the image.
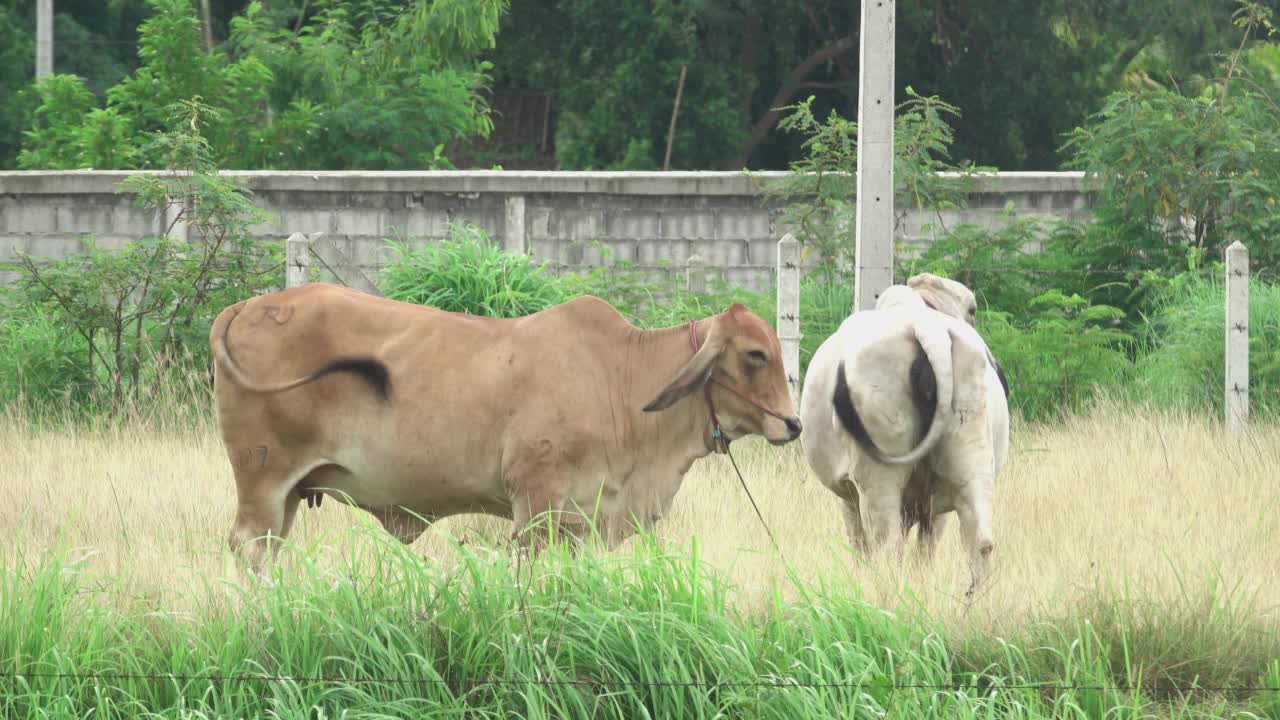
[2,403,1279,718]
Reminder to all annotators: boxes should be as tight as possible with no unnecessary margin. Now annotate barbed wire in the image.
[0,380,1213,392]
[891,266,1231,277]
[34,40,141,47]
[1,669,1275,695]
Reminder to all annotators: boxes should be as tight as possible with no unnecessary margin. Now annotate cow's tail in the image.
[832,320,954,466]
[210,301,392,400]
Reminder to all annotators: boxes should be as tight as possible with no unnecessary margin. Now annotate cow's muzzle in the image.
[767,415,803,445]
[785,416,803,439]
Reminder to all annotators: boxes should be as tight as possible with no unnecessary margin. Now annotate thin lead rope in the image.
[723,440,784,560]
[687,320,785,561]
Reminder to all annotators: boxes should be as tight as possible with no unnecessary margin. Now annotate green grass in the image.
[2,529,1277,719]
[380,224,577,318]
[0,301,93,409]
[1133,274,1280,419]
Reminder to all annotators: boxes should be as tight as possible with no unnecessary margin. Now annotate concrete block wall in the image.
[0,170,1095,293]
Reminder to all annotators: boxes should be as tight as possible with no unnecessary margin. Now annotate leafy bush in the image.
[901,216,1140,420]
[757,88,995,275]
[380,224,574,318]
[1060,2,1280,319]
[5,99,282,415]
[979,291,1134,422]
[18,0,505,171]
[1132,273,1280,418]
[0,303,92,409]
[561,247,775,330]
[902,215,1102,316]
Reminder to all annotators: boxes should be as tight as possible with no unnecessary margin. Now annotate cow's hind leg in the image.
[854,462,913,567]
[920,510,949,562]
[931,437,996,600]
[834,476,870,555]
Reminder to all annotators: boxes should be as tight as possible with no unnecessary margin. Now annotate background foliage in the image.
[3,0,1280,426]
[2,0,1277,170]
[12,0,505,170]
[2,98,282,416]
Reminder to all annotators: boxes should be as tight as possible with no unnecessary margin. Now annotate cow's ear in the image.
[643,323,724,412]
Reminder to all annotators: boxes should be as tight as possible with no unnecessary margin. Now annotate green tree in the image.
[227,0,507,168]
[0,6,36,168]
[16,0,507,170]
[487,0,858,171]
[8,99,284,414]
[1061,1,1280,320]
[485,0,1272,172]
[0,0,151,167]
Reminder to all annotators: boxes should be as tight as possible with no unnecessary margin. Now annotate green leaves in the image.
[761,89,995,278]
[4,99,282,415]
[1062,18,1280,289]
[380,225,572,319]
[16,75,102,169]
[15,0,505,171]
[979,292,1134,423]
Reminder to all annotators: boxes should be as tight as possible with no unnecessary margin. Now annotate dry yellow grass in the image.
[2,404,1278,637]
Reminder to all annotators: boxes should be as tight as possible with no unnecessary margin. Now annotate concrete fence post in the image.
[777,233,802,406]
[286,232,311,289]
[504,195,527,255]
[686,254,706,293]
[1225,240,1249,434]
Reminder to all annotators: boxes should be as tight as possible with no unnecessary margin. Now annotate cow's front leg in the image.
[508,487,593,557]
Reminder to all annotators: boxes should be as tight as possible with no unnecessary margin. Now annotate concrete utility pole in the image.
[36,0,53,80]
[852,0,895,312]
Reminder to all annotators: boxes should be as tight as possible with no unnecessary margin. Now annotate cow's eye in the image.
[746,350,768,366]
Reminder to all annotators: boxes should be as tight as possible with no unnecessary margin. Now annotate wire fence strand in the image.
[1,670,1276,695]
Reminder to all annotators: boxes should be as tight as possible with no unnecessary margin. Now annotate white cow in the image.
[800,274,1009,596]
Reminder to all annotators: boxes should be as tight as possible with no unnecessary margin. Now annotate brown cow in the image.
[209,283,802,574]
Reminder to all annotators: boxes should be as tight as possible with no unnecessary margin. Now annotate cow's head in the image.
[642,303,802,446]
[906,272,978,326]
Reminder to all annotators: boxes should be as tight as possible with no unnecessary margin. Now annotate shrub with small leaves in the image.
[979,290,1134,422]
[6,98,283,415]
[380,224,574,318]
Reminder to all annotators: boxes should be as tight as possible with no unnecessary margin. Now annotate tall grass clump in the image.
[7,529,1277,719]
[380,223,576,317]
[1134,273,1280,418]
[797,273,853,372]
[378,230,782,332]
[0,301,92,410]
